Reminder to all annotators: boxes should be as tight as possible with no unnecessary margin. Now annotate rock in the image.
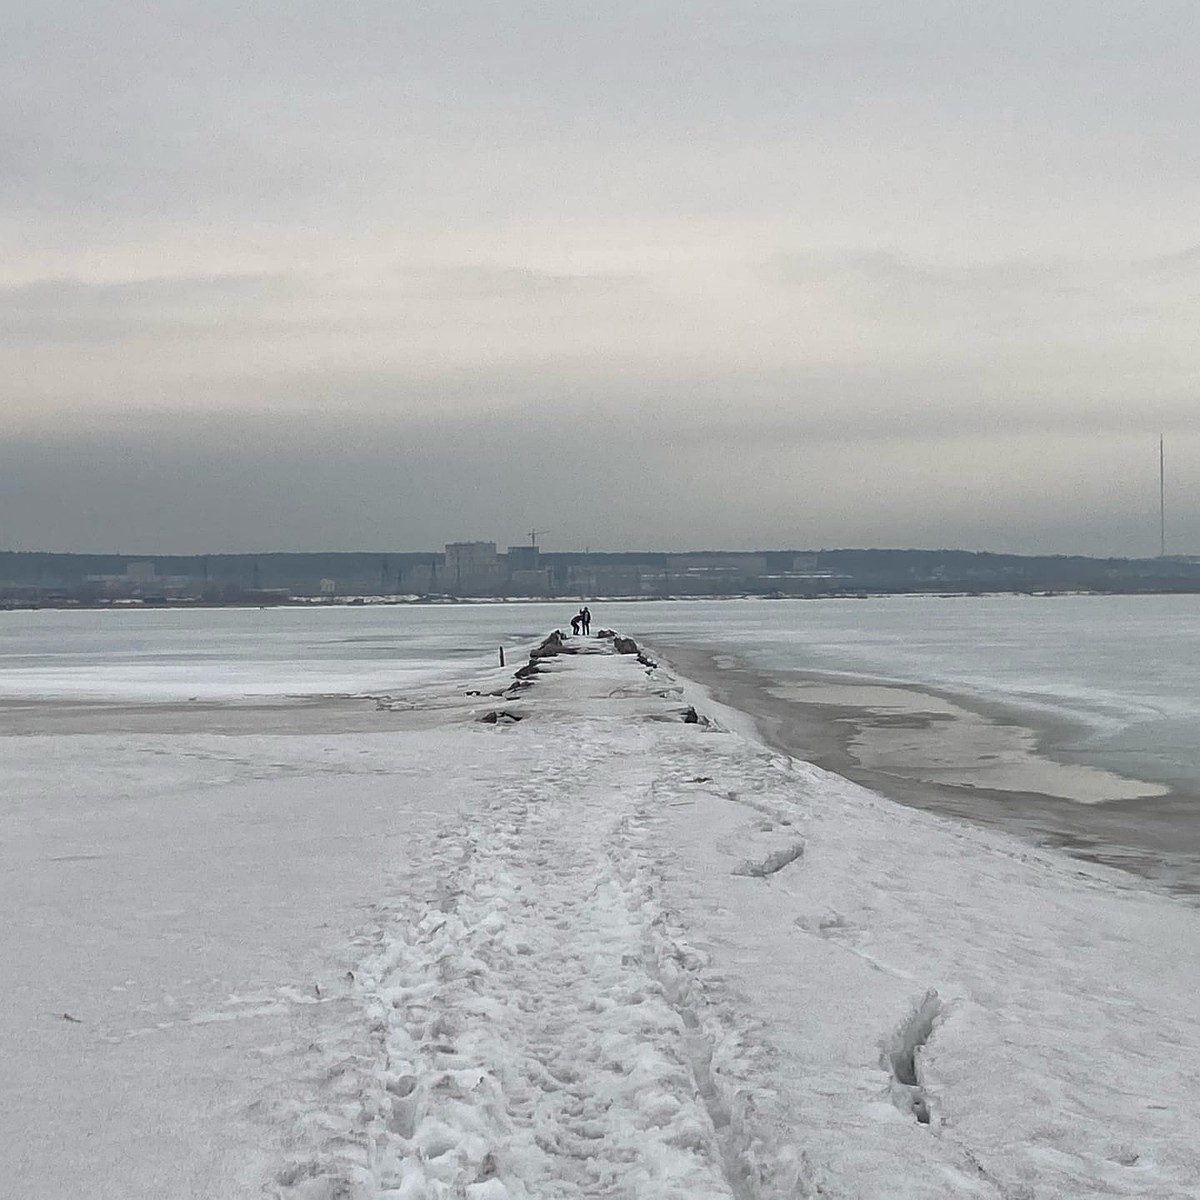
[636,652,658,669]
[681,706,708,725]
[596,629,617,639]
[530,631,566,659]
[613,636,639,655]
[479,710,523,724]
[513,663,542,678]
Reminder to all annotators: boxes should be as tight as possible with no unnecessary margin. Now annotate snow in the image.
[6,630,1200,1198]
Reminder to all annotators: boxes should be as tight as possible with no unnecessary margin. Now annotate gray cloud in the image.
[0,272,299,344]
[408,265,648,301]
[3,2,1199,553]
[0,405,1188,560]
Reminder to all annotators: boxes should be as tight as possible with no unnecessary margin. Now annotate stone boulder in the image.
[479,709,523,724]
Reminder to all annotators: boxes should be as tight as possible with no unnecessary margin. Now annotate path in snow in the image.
[270,676,795,1197]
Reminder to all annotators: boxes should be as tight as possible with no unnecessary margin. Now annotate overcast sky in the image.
[4,1,1199,556]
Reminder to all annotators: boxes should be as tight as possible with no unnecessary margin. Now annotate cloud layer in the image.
[4,2,1199,554]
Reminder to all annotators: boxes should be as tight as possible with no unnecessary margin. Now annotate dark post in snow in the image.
[499,646,505,667]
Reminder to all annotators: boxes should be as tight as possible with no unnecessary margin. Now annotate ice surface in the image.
[9,594,1198,784]
[600,592,1200,794]
[765,678,1167,803]
[0,605,548,700]
[6,609,1200,1198]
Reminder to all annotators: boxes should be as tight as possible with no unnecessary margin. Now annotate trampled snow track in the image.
[271,713,790,1199]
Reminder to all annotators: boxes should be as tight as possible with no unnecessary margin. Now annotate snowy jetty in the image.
[268,632,1200,1199]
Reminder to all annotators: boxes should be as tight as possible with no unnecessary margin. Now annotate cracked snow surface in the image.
[262,643,1200,1199]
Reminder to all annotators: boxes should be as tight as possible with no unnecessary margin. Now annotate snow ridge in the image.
[731,838,806,879]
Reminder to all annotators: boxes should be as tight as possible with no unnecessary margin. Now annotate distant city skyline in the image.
[6,545,1200,607]
[4,3,1199,557]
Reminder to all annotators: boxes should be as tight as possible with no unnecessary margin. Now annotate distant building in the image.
[400,558,440,594]
[508,568,552,596]
[671,553,767,575]
[565,562,645,596]
[126,561,157,583]
[506,544,540,572]
[444,542,499,595]
[84,560,194,597]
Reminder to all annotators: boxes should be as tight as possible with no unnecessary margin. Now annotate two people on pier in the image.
[570,607,591,636]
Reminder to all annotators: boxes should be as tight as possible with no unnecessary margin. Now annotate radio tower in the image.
[1160,434,1166,558]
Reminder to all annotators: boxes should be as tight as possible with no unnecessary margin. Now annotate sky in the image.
[4,0,1200,557]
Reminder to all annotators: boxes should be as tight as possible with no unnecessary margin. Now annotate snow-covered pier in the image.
[270,633,1200,1199]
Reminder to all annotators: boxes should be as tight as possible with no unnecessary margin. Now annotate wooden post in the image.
[499,646,505,667]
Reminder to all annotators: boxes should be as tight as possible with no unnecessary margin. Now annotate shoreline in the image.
[7,586,1200,613]
[658,641,1200,899]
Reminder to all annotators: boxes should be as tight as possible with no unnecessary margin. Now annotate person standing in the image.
[581,606,591,635]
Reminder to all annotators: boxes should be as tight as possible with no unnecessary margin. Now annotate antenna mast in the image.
[1160,434,1166,558]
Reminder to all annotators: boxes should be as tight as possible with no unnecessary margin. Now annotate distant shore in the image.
[8,586,1200,613]
[8,544,1200,608]
[658,642,1200,900]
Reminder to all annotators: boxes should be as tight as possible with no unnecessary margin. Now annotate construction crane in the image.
[527,528,550,549]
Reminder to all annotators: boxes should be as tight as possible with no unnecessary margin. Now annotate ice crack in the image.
[885,990,943,1124]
